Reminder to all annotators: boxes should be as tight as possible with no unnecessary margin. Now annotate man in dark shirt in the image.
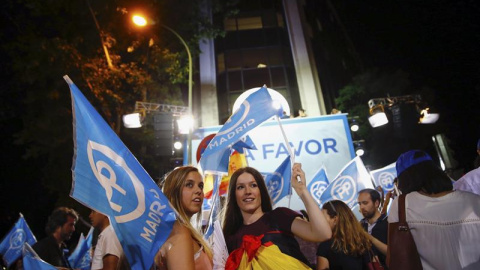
[358,188,388,267]
[32,207,78,268]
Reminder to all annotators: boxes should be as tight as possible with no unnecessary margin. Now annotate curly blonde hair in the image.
[322,200,371,256]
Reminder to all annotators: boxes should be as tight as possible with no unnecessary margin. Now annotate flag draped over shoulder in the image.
[68,227,93,269]
[319,156,373,208]
[0,214,36,267]
[200,86,282,162]
[370,162,397,194]
[265,155,292,205]
[22,243,57,270]
[65,76,176,270]
[307,167,330,204]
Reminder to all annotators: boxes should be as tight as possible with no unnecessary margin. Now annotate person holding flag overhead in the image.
[90,210,129,270]
[155,166,213,270]
[222,163,332,269]
[32,207,78,268]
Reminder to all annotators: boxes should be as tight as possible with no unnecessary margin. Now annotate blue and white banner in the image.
[319,156,373,208]
[307,166,330,204]
[65,76,176,270]
[22,243,56,270]
[192,113,355,211]
[200,86,282,161]
[370,162,396,194]
[0,213,36,267]
[68,227,93,269]
[265,155,292,205]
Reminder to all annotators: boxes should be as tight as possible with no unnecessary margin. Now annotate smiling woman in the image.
[155,166,213,270]
[222,164,332,269]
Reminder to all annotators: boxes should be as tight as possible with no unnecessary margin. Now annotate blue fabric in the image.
[200,147,230,174]
[0,214,36,267]
[204,174,222,240]
[307,167,330,204]
[65,76,176,270]
[319,158,371,208]
[231,135,257,154]
[265,155,292,205]
[396,150,432,176]
[200,86,282,163]
[370,162,397,194]
[68,227,93,269]
[22,243,57,270]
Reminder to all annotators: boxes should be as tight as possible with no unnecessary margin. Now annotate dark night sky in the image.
[337,0,480,171]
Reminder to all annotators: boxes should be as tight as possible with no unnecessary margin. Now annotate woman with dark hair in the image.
[155,166,213,270]
[388,150,480,269]
[222,164,331,269]
[317,200,372,270]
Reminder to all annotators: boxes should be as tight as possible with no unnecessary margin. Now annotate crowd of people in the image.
[6,148,480,270]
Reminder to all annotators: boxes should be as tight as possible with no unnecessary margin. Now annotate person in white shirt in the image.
[388,150,480,270]
[89,210,129,270]
[453,166,480,195]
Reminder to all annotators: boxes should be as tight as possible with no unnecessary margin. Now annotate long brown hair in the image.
[322,200,371,256]
[162,166,212,259]
[222,167,272,237]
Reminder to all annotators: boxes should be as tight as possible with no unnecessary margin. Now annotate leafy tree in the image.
[0,0,237,233]
[335,68,411,138]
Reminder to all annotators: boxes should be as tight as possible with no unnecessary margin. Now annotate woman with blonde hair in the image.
[317,200,372,270]
[155,166,213,270]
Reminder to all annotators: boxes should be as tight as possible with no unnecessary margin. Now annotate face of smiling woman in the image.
[235,172,263,216]
[181,171,205,218]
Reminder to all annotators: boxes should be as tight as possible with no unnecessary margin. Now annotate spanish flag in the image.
[204,150,248,198]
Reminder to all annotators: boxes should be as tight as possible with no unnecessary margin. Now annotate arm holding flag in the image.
[290,163,332,242]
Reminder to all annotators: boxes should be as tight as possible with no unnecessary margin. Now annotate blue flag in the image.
[319,156,373,208]
[231,135,257,154]
[200,86,283,161]
[204,174,221,240]
[0,214,36,267]
[22,243,57,270]
[65,76,176,269]
[307,167,330,204]
[370,162,397,194]
[200,147,231,174]
[265,156,292,205]
[68,227,93,269]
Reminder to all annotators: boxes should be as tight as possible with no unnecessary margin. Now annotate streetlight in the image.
[132,14,193,165]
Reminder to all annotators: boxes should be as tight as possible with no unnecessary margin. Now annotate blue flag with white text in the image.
[319,156,373,208]
[0,214,36,267]
[200,86,283,161]
[65,76,176,270]
[370,162,396,194]
[307,167,330,204]
[265,156,292,205]
[68,227,93,269]
[22,243,56,270]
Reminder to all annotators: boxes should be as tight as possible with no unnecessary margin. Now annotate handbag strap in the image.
[398,194,409,231]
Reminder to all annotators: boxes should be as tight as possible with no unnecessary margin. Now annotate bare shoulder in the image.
[166,221,193,244]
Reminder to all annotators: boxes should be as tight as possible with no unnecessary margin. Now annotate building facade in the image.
[198,0,360,126]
